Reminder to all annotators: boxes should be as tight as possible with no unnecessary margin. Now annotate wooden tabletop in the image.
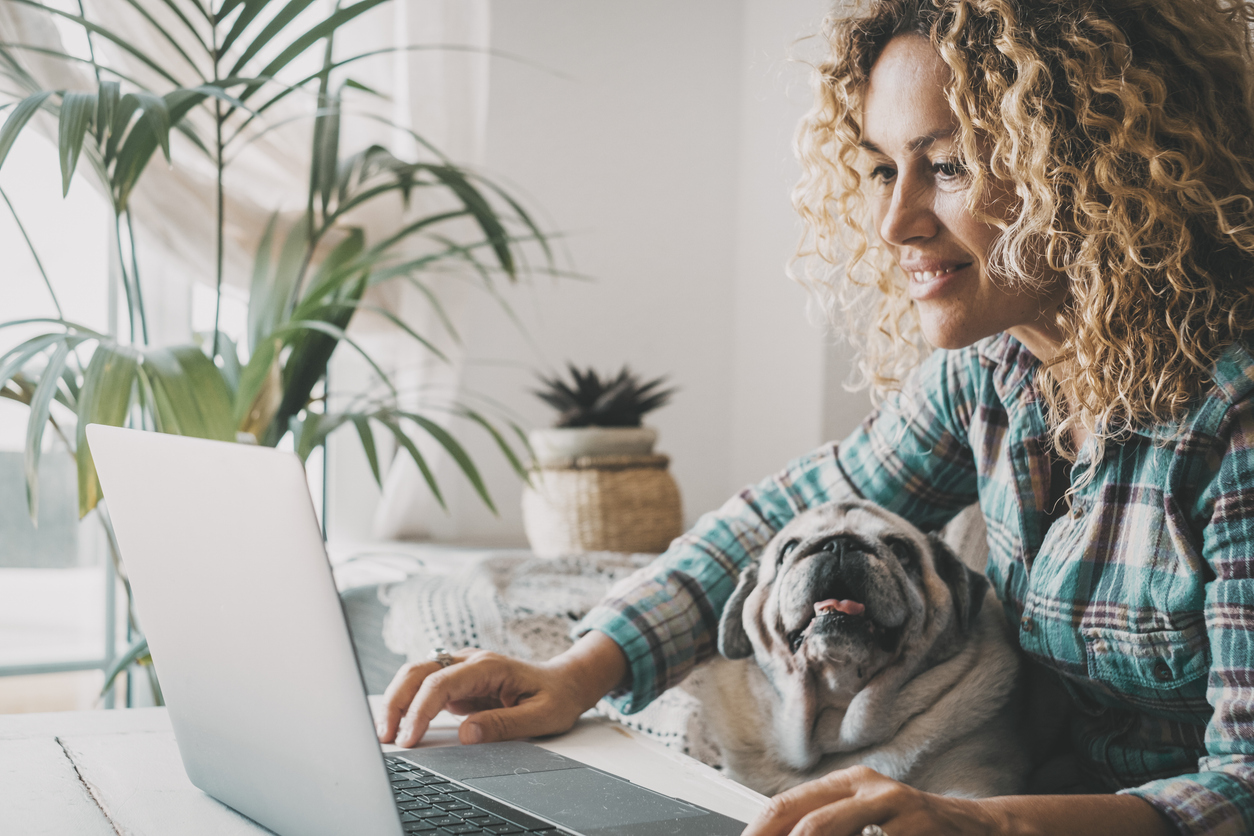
[0,705,766,835]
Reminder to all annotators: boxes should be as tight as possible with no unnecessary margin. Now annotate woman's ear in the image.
[718,562,759,660]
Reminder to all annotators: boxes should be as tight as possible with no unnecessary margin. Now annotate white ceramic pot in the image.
[528,426,657,465]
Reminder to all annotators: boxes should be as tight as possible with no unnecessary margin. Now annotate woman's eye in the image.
[932,160,965,179]
[868,164,896,182]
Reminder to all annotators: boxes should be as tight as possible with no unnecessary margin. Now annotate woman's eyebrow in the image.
[859,127,959,156]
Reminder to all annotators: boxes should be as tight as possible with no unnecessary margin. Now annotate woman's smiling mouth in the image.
[904,261,973,300]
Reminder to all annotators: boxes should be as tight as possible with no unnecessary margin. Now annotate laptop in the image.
[86,425,746,836]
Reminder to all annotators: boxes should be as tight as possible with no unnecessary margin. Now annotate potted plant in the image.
[522,364,680,556]
[0,1,551,702]
[528,365,674,465]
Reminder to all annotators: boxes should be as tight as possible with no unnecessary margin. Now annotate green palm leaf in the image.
[248,218,308,349]
[57,90,96,195]
[24,341,73,521]
[234,336,282,436]
[226,0,318,77]
[351,414,381,486]
[76,344,140,516]
[270,318,396,395]
[291,410,348,461]
[401,411,495,514]
[231,0,390,105]
[0,333,76,387]
[94,80,119,144]
[0,90,53,171]
[378,414,444,509]
[169,346,237,440]
[99,635,150,698]
[137,347,234,441]
[7,0,181,87]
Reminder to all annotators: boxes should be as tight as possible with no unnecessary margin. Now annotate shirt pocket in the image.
[1083,624,1210,694]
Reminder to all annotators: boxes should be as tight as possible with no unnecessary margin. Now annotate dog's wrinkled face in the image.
[719,500,987,701]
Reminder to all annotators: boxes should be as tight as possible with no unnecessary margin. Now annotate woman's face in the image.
[861,35,1064,355]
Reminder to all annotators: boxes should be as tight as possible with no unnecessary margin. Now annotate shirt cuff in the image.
[572,608,648,714]
[1121,770,1254,835]
[571,568,719,715]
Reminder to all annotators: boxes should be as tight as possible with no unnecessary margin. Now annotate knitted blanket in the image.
[380,551,724,766]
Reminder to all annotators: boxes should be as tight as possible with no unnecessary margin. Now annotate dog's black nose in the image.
[815,534,869,559]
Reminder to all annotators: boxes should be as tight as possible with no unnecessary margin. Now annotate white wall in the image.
[729,0,872,489]
[336,0,871,545]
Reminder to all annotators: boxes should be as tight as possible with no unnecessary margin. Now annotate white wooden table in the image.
[0,704,766,835]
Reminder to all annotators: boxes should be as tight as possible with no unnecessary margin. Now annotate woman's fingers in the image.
[377,660,443,743]
[462,693,573,743]
[380,649,593,748]
[742,766,893,836]
[398,652,541,748]
[743,767,991,836]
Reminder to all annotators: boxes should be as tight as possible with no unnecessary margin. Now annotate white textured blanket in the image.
[380,551,724,766]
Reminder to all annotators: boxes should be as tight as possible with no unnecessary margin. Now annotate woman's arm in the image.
[742,766,1174,836]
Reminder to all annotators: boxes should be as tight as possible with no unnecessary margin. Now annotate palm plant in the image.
[0,0,552,700]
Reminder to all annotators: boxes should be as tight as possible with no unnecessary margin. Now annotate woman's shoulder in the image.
[1143,339,1254,444]
[1205,339,1254,407]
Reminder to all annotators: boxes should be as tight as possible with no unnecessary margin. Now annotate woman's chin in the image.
[918,318,987,351]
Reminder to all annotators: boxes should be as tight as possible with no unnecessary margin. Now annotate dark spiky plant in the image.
[533,365,675,428]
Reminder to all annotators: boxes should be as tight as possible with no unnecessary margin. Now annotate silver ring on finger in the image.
[428,646,456,668]
[861,826,887,836]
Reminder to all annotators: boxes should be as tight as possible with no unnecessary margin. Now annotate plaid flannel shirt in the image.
[576,332,1254,835]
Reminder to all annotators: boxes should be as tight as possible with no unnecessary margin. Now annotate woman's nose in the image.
[878,178,937,246]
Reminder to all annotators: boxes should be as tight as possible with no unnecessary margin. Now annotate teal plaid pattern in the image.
[576,333,1254,835]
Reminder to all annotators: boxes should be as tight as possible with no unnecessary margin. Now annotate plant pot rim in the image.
[528,426,658,465]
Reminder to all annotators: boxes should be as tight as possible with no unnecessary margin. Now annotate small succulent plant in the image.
[533,365,676,428]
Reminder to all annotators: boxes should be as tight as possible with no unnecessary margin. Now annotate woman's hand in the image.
[743,766,999,836]
[376,630,629,748]
[743,766,1177,836]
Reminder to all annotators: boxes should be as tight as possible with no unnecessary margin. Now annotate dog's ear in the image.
[718,562,759,660]
[927,534,989,632]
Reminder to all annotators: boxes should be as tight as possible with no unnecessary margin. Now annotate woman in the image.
[378,1,1254,833]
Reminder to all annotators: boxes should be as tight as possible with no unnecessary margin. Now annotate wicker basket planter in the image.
[522,453,682,557]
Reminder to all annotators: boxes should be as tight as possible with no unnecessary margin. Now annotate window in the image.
[0,126,124,710]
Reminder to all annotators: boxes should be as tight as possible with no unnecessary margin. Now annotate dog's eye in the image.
[777,539,800,563]
[885,536,920,571]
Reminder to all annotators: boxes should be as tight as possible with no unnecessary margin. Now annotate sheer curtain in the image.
[0,0,492,539]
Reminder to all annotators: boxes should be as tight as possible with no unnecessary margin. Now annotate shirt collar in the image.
[979,334,1254,441]
[978,333,1040,404]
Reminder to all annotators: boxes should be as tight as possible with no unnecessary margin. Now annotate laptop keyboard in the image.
[386,757,561,835]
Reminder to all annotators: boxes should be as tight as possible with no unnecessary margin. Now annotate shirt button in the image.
[1020,616,1035,633]
[1153,660,1173,682]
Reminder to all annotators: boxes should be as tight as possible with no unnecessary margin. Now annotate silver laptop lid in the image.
[86,425,403,836]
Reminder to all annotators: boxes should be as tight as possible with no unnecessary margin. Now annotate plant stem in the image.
[95,502,139,635]
[75,0,100,87]
[125,211,148,344]
[113,214,136,344]
[211,5,224,361]
[290,2,342,318]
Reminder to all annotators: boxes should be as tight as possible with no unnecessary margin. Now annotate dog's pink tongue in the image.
[814,598,865,616]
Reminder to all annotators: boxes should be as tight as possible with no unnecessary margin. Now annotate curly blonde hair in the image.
[794,0,1254,457]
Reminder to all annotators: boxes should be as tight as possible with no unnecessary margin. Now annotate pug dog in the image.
[695,499,1029,798]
